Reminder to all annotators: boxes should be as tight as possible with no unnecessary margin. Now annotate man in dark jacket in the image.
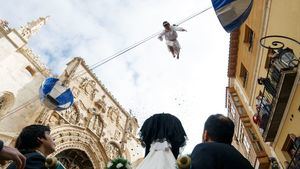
[7,124,56,169]
[190,114,253,169]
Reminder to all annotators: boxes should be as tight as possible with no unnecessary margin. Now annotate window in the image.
[240,124,250,155]
[265,49,275,69]
[237,106,246,116]
[25,65,36,76]
[240,63,248,88]
[282,134,300,168]
[239,122,244,142]
[243,135,251,154]
[244,25,254,52]
[282,134,298,159]
[230,105,236,119]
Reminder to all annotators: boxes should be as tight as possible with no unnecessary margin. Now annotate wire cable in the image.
[71,6,212,80]
[0,7,213,119]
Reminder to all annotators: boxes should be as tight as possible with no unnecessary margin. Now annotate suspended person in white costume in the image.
[136,113,187,169]
[158,21,187,59]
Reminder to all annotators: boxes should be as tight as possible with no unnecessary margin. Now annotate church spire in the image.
[18,16,49,41]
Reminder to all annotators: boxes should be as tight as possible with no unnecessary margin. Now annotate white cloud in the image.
[0,0,229,154]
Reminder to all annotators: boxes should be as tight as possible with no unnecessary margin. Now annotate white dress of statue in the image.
[136,141,176,169]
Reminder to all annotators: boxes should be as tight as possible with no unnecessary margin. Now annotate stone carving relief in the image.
[107,106,120,124]
[59,104,81,126]
[79,77,98,101]
[20,27,31,39]
[87,108,103,136]
[0,19,10,31]
[72,87,80,98]
[127,122,133,134]
[41,102,86,128]
[106,142,121,160]
[20,47,50,75]
[94,95,107,114]
[18,16,49,41]
[0,92,14,117]
[79,100,88,111]
[47,113,67,127]
[69,108,80,125]
[114,130,122,141]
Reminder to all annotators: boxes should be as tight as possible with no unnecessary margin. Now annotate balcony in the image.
[256,48,298,142]
[286,135,300,169]
[226,87,270,169]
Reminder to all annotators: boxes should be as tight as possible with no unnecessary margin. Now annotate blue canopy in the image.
[39,77,74,111]
[212,0,253,33]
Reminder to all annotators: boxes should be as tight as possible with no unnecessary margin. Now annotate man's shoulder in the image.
[190,143,227,169]
[21,150,45,159]
[191,142,254,169]
[28,151,44,157]
[192,142,241,157]
[7,150,46,169]
[194,142,233,150]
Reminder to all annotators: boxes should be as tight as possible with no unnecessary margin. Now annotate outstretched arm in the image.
[158,31,165,41]
[174,26,187,32]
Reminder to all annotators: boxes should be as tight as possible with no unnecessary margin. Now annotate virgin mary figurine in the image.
[136,113,187,169]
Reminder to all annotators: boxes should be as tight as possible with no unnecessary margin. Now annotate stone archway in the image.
[50,125,109,169]
[56,149,93,169]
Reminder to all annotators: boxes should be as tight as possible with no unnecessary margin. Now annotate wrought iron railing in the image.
[256,35,299,141]
[287,138,300,169]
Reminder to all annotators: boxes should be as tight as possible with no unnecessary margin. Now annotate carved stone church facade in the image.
[0,17,143,169]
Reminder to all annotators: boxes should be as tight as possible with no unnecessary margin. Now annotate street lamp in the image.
[278,48,299,68]
[260,35,300,68]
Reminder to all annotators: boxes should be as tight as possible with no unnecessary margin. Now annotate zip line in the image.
[1,6,212,119]
[71,6,212,80]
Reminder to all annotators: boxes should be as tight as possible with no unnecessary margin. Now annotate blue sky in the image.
[0,0,229,153]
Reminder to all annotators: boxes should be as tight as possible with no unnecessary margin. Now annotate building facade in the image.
[226,0,300,168]
[0,17,143,169]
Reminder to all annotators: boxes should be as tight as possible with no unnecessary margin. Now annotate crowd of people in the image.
[0,113,253,169]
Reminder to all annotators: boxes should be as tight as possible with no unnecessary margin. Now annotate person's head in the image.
[163,21,171,30]
[15,124,55,156]
[202,114,234,144]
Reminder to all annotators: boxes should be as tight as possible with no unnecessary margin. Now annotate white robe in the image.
[136,141,176,169]
[158,26,185,54]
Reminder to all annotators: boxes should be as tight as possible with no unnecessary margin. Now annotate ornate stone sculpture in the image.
[95,95,107,114]
[79,78,98,101]
[106,143,121,160]
[87,108,103,136]
[18,16,49,41]
[107,106,120,123]
[0,19,10,32]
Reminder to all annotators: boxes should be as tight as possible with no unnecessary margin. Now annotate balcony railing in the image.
[287,136,300,169]
[257,36,299,142]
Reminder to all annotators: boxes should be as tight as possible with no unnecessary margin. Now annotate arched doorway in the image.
[56,149,93,169]
[49,125,108,169]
